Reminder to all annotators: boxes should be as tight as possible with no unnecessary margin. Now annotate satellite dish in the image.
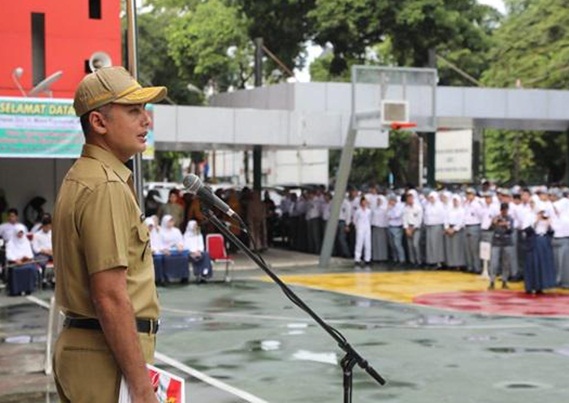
[13,67,24,79]
[88,51,112,72]
[28,71,63,97]
[11,67,26,96]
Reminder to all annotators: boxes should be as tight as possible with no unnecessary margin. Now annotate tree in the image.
[134,8,207,181]
[165,0,254,91]
[237,0,316,78]
[309,0,498,85]
[134,11,203,105]
[482,0,569,183]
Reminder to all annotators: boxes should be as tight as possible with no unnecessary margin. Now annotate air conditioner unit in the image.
[380,100,409,125]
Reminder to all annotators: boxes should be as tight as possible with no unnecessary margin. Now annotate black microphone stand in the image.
[202,208,386,402]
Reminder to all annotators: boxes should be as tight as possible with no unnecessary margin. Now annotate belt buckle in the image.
[149,319,160,334]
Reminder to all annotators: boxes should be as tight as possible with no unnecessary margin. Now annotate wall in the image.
[212,149,329,186]
[0,0,121,98]
[0,158,74,219]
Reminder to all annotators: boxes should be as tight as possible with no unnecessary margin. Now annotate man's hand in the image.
[90,268,158,403]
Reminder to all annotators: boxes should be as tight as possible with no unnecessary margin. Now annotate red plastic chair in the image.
[205,233,234,282]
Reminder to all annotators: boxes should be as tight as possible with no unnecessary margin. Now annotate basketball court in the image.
[153,266,569,402]
[3,262,569,402]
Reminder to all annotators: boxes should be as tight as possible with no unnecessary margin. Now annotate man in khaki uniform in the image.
[52,67,167,402]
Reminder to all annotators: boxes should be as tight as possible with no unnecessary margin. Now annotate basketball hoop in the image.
[390,122,417,130]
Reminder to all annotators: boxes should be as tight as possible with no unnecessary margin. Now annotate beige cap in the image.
[73,66,167,116]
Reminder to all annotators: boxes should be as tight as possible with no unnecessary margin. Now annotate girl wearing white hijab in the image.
[160,215,184,252]
[6,224,34,263]
[424,191,446,267]
[444,194,466,269]
[145,216,164,254]
[183,220,213,280]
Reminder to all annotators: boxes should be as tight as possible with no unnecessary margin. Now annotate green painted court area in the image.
[154,270,569,403]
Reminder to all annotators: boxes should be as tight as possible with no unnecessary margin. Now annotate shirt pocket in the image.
[136,222,150,262]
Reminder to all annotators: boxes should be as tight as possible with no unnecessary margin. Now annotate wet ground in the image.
[2,259,569,402]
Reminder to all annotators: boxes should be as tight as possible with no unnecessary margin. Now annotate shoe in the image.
[488,282,495,290]
[501,281,509,289]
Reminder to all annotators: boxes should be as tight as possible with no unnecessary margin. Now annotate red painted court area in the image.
[414,290,569,317]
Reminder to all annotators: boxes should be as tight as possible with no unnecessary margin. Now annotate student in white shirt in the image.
[423,191,446,267]
[522,202,556,294]
[0,208,20,242]
[32,215,52,258]
[160,215,184,252]
[32,214,53,282]
[403,192,423,266]
[6,224,34,264]
[463,188,483,273]
[183,220,213,280]
[444,195,466,269]
[145,216,164,254]
[386,194,406,264]
[353,197,372,266]
[336,195,353,258]
[371,195,389,262]
[549,189,569,286]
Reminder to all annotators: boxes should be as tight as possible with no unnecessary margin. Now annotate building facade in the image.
[0,0,121,98]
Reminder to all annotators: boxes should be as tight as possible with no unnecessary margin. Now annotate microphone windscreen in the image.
[183,174,201,194]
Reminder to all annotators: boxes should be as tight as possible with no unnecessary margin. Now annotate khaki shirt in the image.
[53,144,159,319]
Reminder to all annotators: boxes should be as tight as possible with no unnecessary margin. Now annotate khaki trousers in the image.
[53,327,156,402]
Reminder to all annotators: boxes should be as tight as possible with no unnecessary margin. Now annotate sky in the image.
[294,0,507,82]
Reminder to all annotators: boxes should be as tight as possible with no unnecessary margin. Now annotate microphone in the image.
[182,174,239,219]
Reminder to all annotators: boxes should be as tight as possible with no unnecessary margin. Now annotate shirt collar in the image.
[81,144,132,183]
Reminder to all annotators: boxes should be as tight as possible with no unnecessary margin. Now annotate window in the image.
[31,13,45,86]
[89,0,102,20]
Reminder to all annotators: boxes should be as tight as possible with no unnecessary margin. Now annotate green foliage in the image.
[238,0,316,78]
[482,0,569,184]
[166,0,253,91]
[483,0,569,89]
[135,11,203,105]
[309,51,352,82]
[309,0,497,85]
[136,0,569,185]
[329,131,415,187]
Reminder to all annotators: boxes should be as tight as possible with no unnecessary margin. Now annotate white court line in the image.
[161,306,311,323]
[26,295,51,309]
[154,352,268,403]
[161,306,540,330]
[26,296,268,403]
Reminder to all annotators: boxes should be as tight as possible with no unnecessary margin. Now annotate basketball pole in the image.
[319,67,359,268]
[125,0,145,209]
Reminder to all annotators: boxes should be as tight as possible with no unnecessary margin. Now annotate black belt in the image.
[64,317,160,334]
[466,224,481,227]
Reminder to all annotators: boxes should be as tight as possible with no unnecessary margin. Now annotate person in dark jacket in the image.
[489,203,515,290]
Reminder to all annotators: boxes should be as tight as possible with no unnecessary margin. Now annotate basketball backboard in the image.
[351,66,437,132]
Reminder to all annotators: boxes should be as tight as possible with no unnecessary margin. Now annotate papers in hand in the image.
[118,364,185,403]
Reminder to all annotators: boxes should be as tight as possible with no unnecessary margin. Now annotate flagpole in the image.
[125,0,145,209]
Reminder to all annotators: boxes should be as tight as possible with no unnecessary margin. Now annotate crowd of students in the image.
[145,187,278,253]
[144,215,213,281]
[0,208,53,293]
[3,181,568,296]
[277,184,569,294]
